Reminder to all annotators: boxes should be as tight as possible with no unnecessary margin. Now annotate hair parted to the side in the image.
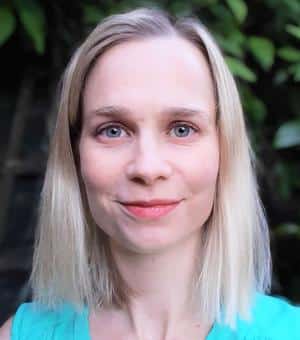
[29,5,272,330]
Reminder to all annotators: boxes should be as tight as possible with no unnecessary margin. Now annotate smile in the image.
[120,202,181,220]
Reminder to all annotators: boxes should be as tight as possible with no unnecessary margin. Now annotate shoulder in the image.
[237,292,300,339]
[251,292,300,325]
[0,318,12,340]
[8,302,89,340]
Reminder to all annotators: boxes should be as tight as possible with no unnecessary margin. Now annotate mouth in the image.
[119,201,181,220]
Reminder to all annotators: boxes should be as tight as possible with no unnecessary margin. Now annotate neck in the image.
[108,231,211,340]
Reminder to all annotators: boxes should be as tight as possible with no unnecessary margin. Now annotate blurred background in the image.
[0,0,299,325]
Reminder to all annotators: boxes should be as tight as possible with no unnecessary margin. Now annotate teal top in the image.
[11,293,300,339]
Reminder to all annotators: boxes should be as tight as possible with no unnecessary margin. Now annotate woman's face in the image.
[79,36,219,253]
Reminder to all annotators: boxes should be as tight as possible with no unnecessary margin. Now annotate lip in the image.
[120,199,182,207]
[119,201,181,220]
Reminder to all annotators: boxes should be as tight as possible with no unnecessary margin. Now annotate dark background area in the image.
[1,0,299,325]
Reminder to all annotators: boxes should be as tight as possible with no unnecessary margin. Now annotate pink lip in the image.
[121,199,181,206]
[120,202,180,219]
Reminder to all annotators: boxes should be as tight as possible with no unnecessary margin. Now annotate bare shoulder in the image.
[0,317,12,340]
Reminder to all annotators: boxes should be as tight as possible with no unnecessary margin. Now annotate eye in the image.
[96,124,128,138]
[170,122,198,138]
[95,122,198,139]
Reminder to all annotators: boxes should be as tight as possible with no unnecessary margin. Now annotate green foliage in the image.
[0,5,16,46]
[225,56,257,82]
[288,63,300,81]
[286,24,300,40]
[168,1,193,15]
[225,0,247,23]
[278,46,300,62]
[248,36,275,70]
[13,0,46,54]
[241,85,267,124]
[0,0,46,53]
[274,223,300,238]
[275,160,300,200]
[82,4,105,24]
[274,120,300,148]
[215,30,246,58]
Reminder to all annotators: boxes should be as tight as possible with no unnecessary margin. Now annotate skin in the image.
[0,318,12,340]
[79,36,219,340]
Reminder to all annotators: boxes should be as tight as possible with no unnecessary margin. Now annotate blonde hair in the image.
[30,6,272,329]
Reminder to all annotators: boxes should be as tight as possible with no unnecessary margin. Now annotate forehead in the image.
[82,36,215,116]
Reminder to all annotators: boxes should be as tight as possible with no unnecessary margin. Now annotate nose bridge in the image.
[137,128,160,157]
[135,129,164,167]
[126,129,172,183]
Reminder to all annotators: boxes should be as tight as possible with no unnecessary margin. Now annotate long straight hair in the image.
[30,6,272,329]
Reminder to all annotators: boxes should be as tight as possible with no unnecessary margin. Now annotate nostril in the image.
[125,155,173,185]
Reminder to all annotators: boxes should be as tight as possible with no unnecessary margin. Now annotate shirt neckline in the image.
[83,307,219,340]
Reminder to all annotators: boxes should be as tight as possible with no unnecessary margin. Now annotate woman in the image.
[1,6,299,340]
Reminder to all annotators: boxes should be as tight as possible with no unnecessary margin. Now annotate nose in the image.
[125,135,173,186]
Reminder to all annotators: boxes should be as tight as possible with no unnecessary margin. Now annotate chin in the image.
[112,226,191,254]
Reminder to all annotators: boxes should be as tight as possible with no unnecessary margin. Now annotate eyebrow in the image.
[87,105,211,121]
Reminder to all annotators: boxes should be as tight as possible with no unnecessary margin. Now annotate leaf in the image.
[217,37,244,58]
[83,4,104,24]
[278,46,300,62]
[241,85,267,123]
[225,0,247,23]
[293,64,300,81]
[248,36,275,70]
[248,96,267,123]
[169,1,193,16]
[191,0,218,6]
[287,63,300,81]
[286,24,300,40]
[13,0,46,54]
[0,6,16,46]
[273,162,292,200]
[274,223,300,238]
[215,30,246,58]
[225,56,256,82]
[273,120,300,148]
[210,4,235,28]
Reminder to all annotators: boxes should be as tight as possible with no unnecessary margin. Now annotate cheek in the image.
[194,155,219,190]
[182,143,219,193]
[79,142,121,195]
[78,143,123,233]
[185,144,219,228]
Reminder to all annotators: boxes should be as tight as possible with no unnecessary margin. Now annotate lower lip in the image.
[121,202,181,219]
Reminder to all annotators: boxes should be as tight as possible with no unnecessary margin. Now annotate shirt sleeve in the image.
[11,303,28,340]
[10,302,86,340]
[237,293,300,339]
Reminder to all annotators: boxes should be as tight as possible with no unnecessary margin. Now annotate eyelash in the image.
[95,121,199,139]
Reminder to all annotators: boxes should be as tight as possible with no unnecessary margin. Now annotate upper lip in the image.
[119,199,182,206]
